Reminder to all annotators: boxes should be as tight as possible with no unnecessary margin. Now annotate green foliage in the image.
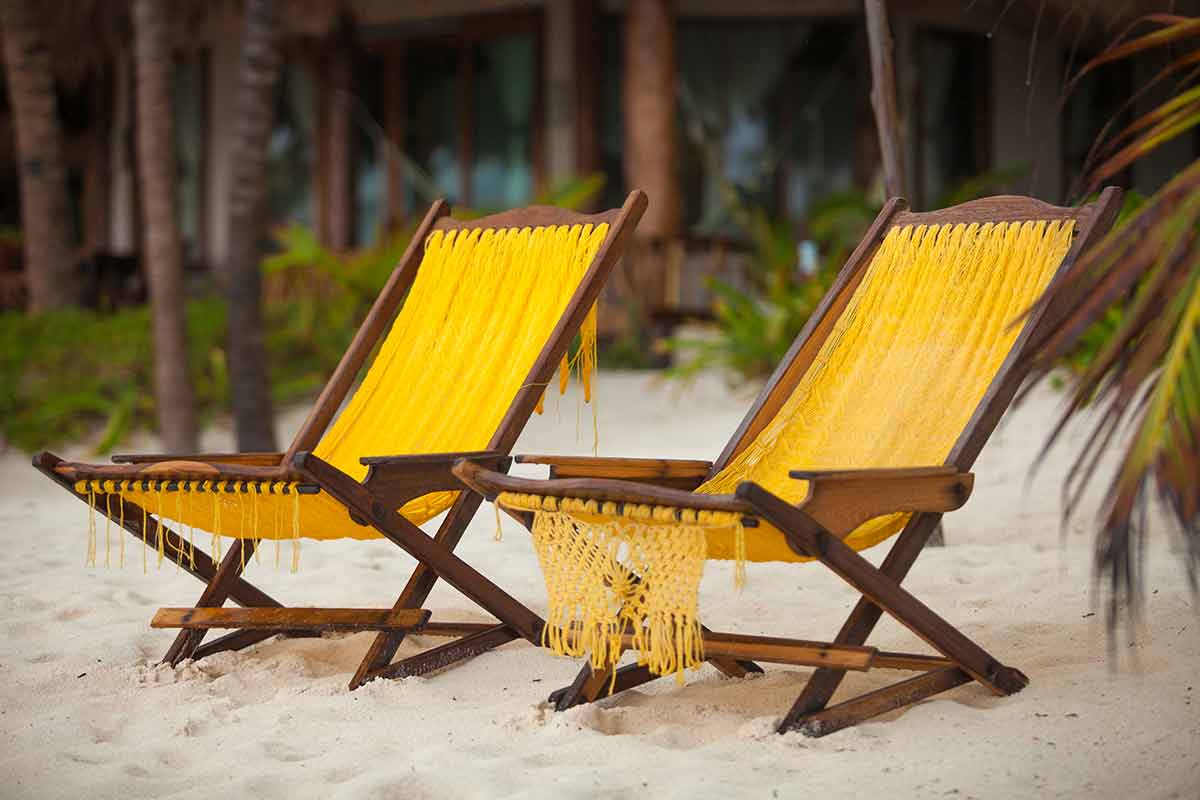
[671,207,840,377]
[1050,191,1147,382]
[0,300,227,452]
[1021,12,1200,624]
[664,191,866,381]
[0,292,388,454]
[2,175,608,452]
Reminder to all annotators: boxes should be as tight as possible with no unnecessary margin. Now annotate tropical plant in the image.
[0,300,228,453]
[664,206,839,380]
[1020,14,1200,629]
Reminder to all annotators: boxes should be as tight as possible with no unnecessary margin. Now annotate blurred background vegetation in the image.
[2,0,1197,616]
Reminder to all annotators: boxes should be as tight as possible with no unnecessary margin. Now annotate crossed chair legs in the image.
[37,449,1025,737]
[544,483,1027,737]
[33,451,541,686]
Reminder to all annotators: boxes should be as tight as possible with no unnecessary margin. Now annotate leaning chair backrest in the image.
[701,191,1121,559]
[286,194,646,492]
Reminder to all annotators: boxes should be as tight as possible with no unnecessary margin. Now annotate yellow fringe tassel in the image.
[104,488,112,568]
[291,488,301,573]
[499,492,744,680]
[74,479,315,574]
[118,488,125,569]
[85,485,96,567]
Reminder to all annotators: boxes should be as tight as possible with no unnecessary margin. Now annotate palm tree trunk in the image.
[621,0,678,342]
[132,0,199,452]
[0,0,78,311]
[222,0,283,451]
[863,0,905,199]
[624,0,679,241]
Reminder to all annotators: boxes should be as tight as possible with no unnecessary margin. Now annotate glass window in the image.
[600,18,865,232]
[268,61,317,230]
[918,30,990,206]
[354,54,384,245]
[678,23,798,231]
[174,57,205,259]
[400,26,537,212]
[773,25,862,221]
[1063,57,1130,199]
[598,17,625,212]
[405,46,462,206]
[470,33,536,209]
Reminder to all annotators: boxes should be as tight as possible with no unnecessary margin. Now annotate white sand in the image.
[1,372,1196,799]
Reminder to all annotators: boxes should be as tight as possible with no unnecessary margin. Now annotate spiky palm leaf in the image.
[1023,14,1200,630]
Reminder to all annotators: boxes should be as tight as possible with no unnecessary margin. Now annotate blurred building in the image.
[1,0,1195,320]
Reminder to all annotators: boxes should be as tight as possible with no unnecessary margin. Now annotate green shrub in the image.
[664,196,858,380]
[0,300,226,452]
[1,175,608,453]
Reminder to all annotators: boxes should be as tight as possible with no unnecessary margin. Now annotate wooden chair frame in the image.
[34,191,648,690]
[452,189,1123,736]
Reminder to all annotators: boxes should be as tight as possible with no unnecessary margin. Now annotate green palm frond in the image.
[1023,15,1200,630]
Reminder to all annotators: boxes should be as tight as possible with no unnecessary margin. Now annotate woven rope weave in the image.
[502,219,1076,676]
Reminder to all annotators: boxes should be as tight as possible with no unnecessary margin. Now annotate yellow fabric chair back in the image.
[82,222,611,555]
[311,223,610,522]
[701,219,1076,561]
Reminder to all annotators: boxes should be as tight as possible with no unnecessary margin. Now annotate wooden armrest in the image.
[788,466,958,481]
[453,459,748,514]
[112,452,284,466]
[786,466,973,538]
[515,454,712,490]
[53,459,295,484]
[353,450,510,509]
[359,449,505,467]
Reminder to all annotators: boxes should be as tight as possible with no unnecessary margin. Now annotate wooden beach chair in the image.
[453,189,1122,736]
[34,191,647,689]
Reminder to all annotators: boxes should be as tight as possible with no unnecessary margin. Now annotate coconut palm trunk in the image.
[222,0,283,451]
[863,0,905,199]
[0,0,77,311]
[132,0,199,452]
[621,0,677,343]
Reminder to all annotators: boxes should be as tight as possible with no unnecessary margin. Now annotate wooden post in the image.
[620,0,678,336]
[864,0,905,199]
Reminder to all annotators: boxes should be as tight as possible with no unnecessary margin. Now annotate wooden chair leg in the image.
[296,454,546,685]
[33,452,280,610]
[553,661,648,708]
[786,513,943,725]
[372,624,518,680]
[162,538,260,666]
[552,635,763,711]
[784,667,972,737]
[348,493,484,689]
[740,485,1027,697]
